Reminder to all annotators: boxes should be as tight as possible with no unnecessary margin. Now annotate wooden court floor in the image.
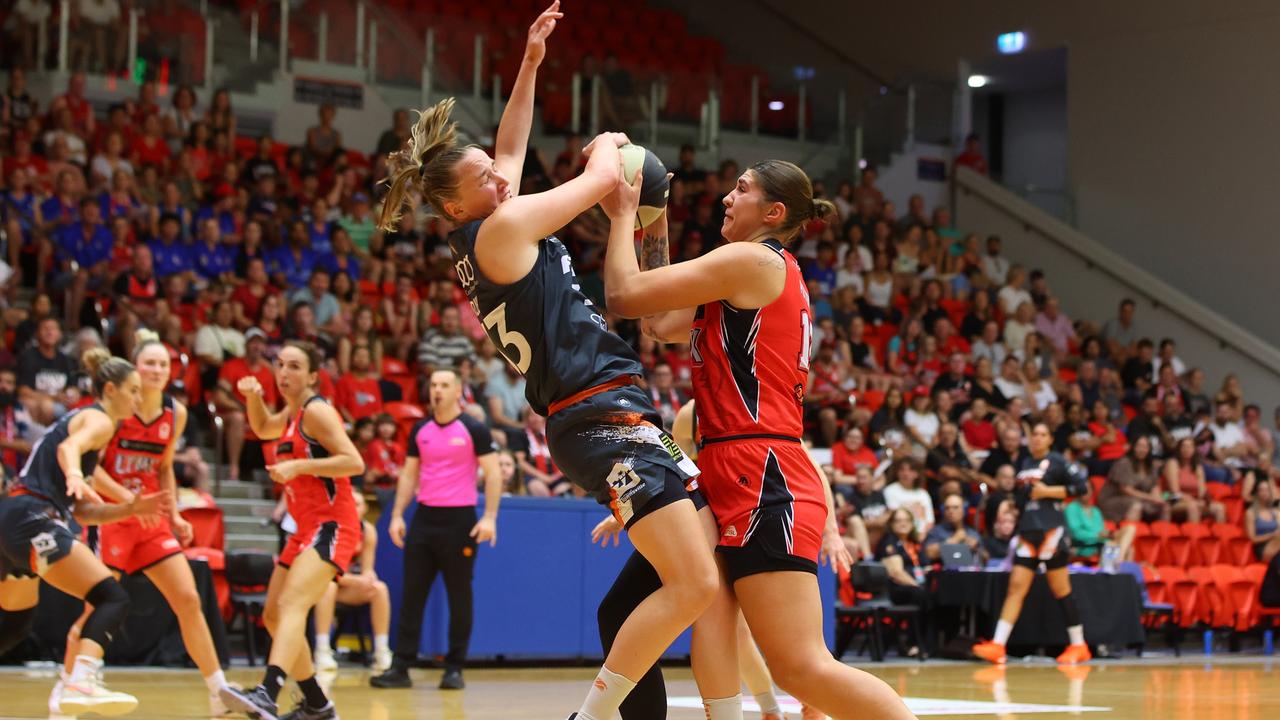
[0,657,1277,719]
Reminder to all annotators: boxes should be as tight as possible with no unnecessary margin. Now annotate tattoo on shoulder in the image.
[758,256,785,270]
[640,233,670,270]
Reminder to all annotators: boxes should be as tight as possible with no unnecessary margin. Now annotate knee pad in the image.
[80,578,130,648]
[1057,593,1080,628]
[0,607,36,656]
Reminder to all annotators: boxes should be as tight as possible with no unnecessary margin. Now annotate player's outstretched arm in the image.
[494,1,563,197]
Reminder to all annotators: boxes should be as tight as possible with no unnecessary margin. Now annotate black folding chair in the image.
[226,550,276,666]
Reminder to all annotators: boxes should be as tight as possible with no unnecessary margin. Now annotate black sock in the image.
[1058,593,1081,628]
[297,676,328,709]
[263,665,288,703]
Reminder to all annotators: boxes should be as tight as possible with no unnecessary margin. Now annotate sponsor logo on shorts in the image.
[723,525,738,538]
[607,462,645,525]
[737,475,750,487]
[658,433,686,463]
[31,532,57,557]
[31,531,58,573]
[162,538,181,551]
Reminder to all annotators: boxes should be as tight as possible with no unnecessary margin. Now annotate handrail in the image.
[954,165,1280,381]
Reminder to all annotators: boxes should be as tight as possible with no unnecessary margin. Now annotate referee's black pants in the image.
[393,505,477,671]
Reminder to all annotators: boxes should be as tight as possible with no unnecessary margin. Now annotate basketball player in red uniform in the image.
[219,341,364,720]
[57,330,232,716]
[601,161,915,720]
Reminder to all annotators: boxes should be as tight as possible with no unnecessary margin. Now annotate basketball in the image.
[619,143,670,229]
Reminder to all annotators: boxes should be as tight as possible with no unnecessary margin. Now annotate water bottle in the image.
[1100,543,1120,574]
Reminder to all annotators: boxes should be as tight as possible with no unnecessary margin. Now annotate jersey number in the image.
[484,303,532,374]
[798,310,812,372]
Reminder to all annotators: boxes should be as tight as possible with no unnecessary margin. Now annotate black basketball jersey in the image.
[16,404,111,520]
[449,220,642,415]
[1013,451,1088,533]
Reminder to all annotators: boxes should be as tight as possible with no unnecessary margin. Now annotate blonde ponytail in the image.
[378,97,474,231]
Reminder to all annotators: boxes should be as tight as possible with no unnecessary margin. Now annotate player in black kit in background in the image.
[973,422,1092,665]
[0,348,172,716]
[375,5,721,719]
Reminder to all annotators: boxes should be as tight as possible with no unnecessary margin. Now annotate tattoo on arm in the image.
[640,233,669,271]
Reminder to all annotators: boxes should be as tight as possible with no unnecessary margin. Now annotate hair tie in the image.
[419,145,443,177]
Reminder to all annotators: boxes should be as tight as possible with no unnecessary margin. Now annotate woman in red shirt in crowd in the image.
[832,426,879,484]
[131,115,172,173]
[1087,398,1129,477]
[381,274,420,363]
[363,415,406,489]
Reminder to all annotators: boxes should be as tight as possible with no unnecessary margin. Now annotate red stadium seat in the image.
[1153,566,1202,628]
[181,506,226,551]
[1134,535,1165,566]
[1090,476,1106,497]
[1196,537,1223,567]
[384,401,426,440]
[1165,536,1197,567]
[1223,537,1255,567]
[1206,483,1238,501]
[1150,520,1181,539]
[1209,565,1257,632]
[1189,566,1232,628]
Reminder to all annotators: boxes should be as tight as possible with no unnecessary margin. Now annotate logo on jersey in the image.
[617,397,631,408]
[114,454,158,478]
[158,422,171,440]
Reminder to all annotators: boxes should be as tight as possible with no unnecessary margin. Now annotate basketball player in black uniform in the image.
[0,348,171,715]
[376,5,720,718]
[973,421,1092,665]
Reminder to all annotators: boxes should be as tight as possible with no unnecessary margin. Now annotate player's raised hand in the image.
[524,1,563,66]
[237,375,263,397]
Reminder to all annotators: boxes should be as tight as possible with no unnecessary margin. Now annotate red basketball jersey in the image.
[275,395,357,523]
[100,395,177,495]
[691,239,812,440]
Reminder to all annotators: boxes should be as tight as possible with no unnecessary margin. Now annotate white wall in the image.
[1002,88,1069,221]
[1068,12,1280,352]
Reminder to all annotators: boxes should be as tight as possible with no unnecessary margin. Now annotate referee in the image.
[371,368,501,690]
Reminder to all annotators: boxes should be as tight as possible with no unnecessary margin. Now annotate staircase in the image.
[206,471,279,552]
[201,2,281,98]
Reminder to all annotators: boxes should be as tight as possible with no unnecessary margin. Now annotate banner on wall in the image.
[293,76,364,109]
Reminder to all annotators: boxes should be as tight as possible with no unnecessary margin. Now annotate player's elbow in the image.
[605,286,644,319]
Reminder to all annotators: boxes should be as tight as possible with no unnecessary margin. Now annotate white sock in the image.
[993,619,1013,646]
[204,670,227,693]
[576,665,637,720]
[704,694,743,720]
[1067,625,1085,646]
[754,689,783,715]
[315,633,331,652]
[68,655,103,685]
[374,634,390,654]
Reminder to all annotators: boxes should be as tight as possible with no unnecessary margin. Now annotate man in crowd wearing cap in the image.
[215,327,279,481]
